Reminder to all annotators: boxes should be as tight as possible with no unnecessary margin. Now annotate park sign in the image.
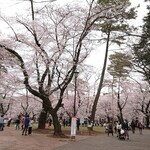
[80,118,84,124]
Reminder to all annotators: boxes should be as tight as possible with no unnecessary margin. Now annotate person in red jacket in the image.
[138,121,143,135]
[21,117,25,130]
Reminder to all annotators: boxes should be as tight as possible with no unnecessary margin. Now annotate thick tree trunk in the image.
[38,108,47,129]
[52,113,64,137]
[117,111,124,124]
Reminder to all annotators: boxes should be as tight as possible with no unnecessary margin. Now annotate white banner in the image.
[71,116,77,137]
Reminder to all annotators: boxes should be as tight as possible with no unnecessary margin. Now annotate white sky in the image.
[0,0,147,18]
[0,0,148,70]
[86,0,148,70]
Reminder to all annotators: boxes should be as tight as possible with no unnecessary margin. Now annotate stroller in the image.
[118,129,125,140]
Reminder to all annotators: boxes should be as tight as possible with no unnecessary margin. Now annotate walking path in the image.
[53,129,150,150]
[0,126,150,150]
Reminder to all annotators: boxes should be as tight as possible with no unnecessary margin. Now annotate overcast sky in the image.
[0,0,148,69]
[0,0,147,17]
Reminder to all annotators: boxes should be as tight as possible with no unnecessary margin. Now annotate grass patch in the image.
[33,123,105,136]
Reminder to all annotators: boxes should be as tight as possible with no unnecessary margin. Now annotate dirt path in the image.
[0,126,87,150]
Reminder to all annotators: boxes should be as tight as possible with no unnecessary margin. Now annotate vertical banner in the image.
[71,116,77,137]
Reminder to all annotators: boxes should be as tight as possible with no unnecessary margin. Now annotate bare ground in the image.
[0,126,103,150]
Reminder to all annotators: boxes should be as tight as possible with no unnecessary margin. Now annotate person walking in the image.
[138,121,143,135]
[0,115,4,131]
[107,122,113,136]
[21,117,25,130]
[15,117,20,130]
[28,119,34,135]
[116,122,122,137]
[130,119,136,134]
[122,120,129,140]
[22,115,30,136]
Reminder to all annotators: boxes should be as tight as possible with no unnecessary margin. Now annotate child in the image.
[28,119,34,135]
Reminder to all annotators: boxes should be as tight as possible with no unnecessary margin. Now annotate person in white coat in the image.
[28,119,34,135]
[116,122,122,137]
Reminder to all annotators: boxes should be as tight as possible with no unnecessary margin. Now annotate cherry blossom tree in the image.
[128,80,150,128]
[0,0,137,136]
[0,71,22,116]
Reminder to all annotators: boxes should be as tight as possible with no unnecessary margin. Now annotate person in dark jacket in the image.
[130,119,136,134]
[122,120,129,140]
[107,122,113,136]
[0,115,4,131]
[22,115,30,136]
[15,118,20,130]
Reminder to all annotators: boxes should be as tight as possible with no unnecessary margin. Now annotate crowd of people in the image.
[0,113,146,139]
[104,119,144,140]
[0,114,34,135]
[21,115,34,136]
